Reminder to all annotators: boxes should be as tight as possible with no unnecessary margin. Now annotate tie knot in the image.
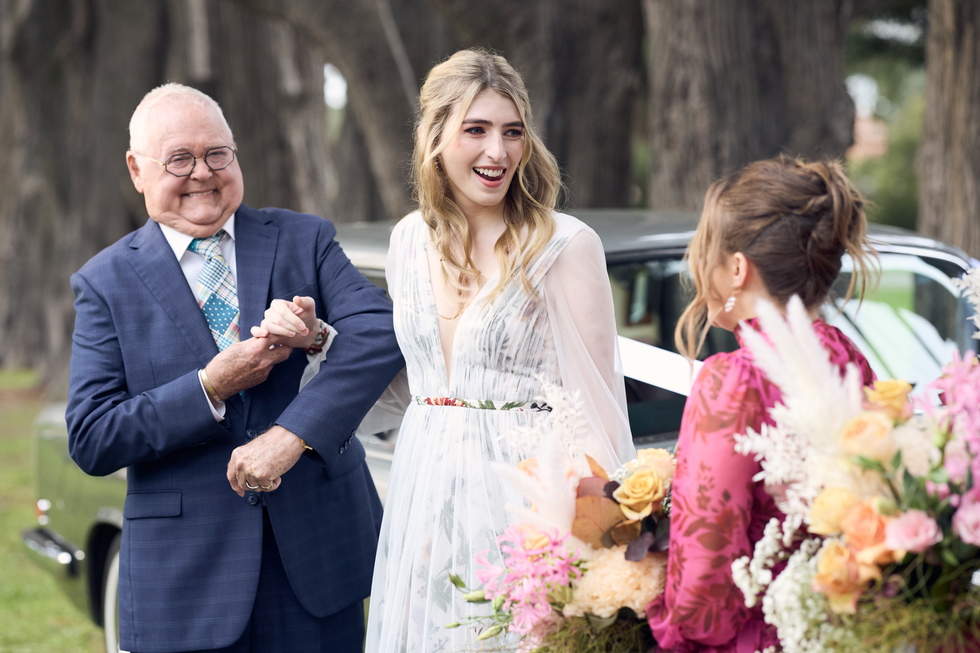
[189,230,226,259]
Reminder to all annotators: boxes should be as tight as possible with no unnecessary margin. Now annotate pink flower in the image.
[884,509,942,553]
[943,439,971,484]
[925,481,951,501]
[472,525,581,636]
[953,492,980,546]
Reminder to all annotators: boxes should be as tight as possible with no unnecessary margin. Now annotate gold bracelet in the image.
[299,438,314,451]
[199,368,222,406]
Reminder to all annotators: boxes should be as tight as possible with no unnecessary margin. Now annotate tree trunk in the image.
[427,0,645,208]
[0,0,331,378]
[916,0,980,258]
[643,0,856,211]
[233,0,418,221]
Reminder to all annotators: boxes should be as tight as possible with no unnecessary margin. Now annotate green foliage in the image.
[0,381,103,652]
[533,610,653,653]
[845,14,926,232]
[839,593,980,653]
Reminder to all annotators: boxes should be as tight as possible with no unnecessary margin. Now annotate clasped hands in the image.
[208,296,318,496]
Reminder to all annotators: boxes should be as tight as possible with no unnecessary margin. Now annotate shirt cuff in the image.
[199,374,226,422]
[300,320,338,391]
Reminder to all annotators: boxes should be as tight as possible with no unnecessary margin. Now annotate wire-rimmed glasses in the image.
[138,146,237,177]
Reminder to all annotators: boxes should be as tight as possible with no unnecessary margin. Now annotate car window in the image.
[607,250,977,441]
[608,257,738,443]
[827,253,977,387]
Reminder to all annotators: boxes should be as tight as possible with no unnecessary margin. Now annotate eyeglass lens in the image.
[166,147,235,175]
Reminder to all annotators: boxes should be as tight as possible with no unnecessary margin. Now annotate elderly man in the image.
[66,83,403,652]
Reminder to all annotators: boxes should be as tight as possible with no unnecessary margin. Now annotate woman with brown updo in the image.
[646,156,878,652]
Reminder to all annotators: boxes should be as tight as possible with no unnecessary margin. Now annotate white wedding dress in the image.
[363,211,635,653]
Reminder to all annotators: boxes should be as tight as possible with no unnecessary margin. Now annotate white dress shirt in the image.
[158,216,238,421]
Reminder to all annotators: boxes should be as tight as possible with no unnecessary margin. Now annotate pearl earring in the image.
[724,295,736,313]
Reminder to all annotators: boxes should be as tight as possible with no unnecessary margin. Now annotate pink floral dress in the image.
[647,318,875,653]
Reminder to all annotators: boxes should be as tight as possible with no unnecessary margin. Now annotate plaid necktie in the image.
[189,231,240,351]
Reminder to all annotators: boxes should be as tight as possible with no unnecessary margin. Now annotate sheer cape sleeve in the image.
[545,227,635,472]
[646,350,781,653]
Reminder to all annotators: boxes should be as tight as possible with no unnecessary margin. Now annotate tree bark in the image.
[643,0,856,211]
[233,0,418,220]
[427,0,645,208]
[916,0,980,258]
[0,0,331,376]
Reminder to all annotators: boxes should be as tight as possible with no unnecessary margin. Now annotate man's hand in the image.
[226,426,308,496]
[205,337,293,399]
[249,296,319,349]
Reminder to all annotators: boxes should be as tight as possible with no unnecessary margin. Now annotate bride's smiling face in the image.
[439,90,525,218]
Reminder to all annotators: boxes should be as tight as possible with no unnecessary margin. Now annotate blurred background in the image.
[0,0,977,649]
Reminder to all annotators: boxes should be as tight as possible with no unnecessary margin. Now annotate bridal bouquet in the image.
[446,385,671,653]
[730,270,980,653]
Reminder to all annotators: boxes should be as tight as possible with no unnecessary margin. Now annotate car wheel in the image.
[102,533,123,653]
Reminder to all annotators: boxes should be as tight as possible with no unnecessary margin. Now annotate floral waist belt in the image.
[413,395,552,412]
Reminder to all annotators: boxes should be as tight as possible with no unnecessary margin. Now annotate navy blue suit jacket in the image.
[66,205,404,652]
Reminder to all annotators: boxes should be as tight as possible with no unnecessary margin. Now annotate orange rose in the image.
[812,539,867,614]
[840,500,902,567]
[836,411,897,463]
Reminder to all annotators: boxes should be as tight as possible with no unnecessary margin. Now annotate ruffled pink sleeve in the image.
[647,351,781,653]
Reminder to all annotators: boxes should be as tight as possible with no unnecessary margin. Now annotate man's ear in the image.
[126,152,144,194]
[731,252,749,290]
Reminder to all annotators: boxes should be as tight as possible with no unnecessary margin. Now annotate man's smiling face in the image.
[127,100,244,238]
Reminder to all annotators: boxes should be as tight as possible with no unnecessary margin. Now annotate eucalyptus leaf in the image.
[927,467,951,484]
[850,455,886,474]
[891,450,903,471]
[625,531,655,561]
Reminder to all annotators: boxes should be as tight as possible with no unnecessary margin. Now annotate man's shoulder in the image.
[74,220,154,279]
[244,205,334,232]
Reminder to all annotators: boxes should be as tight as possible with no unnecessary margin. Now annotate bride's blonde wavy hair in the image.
[413,49,562,312]
[675,155,879,361]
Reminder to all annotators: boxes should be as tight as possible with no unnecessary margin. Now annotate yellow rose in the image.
[836,410,897,462]
[630,448,675,483]
[809,487,859,535]
[811,539,865,614]
[864,379,913,420]
[613,468,665,521]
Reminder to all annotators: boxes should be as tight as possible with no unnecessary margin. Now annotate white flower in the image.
[891,418,941,477]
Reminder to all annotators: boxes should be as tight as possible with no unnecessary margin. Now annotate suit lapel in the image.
[233,207,280,422]
[129,220,219,367]
[234,206,279,336]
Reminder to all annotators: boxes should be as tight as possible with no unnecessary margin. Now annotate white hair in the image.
[128,83,236,153]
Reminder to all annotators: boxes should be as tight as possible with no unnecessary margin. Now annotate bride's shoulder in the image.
[389,210,424,244]
[549,211,592,238]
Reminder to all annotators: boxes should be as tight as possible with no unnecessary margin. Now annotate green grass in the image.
[0,369,102,653]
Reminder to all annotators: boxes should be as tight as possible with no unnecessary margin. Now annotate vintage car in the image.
[22,209,978,652]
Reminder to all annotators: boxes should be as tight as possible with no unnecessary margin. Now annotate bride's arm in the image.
[545,228,635,471]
